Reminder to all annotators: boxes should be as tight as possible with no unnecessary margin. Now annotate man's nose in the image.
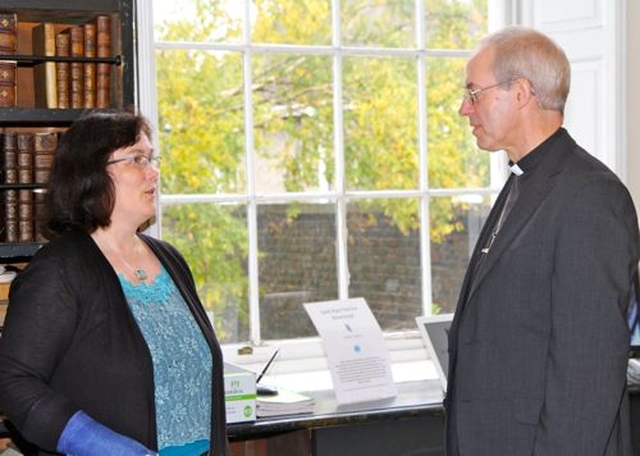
[458,98,473,116]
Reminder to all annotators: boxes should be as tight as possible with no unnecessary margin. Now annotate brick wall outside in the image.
[257,203,487,339]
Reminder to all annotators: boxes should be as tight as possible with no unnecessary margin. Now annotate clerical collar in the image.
[508,127,565,176]
[510,163,524,176]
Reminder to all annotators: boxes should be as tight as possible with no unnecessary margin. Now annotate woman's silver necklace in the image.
[119,255,148,281]
[96,234,148,281]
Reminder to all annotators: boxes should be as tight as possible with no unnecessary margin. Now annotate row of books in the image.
[1,131,58,243]
[0,13,17,108]
[0,12,113,109]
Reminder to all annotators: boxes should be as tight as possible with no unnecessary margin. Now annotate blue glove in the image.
[57,410,158,455]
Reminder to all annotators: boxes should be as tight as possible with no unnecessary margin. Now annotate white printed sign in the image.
[304,297,397,405]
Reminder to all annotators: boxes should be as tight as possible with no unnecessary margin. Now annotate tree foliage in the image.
[154,0,487,341]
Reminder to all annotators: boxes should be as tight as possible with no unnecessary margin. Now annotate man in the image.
[445,26,640,455]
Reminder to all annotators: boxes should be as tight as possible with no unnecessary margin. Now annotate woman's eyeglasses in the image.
[107,154,161,168]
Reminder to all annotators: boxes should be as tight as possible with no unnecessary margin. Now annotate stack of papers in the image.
[256,389,315,417]
[0,266,16,284]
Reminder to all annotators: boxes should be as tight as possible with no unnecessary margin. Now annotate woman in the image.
[0,110,229,455]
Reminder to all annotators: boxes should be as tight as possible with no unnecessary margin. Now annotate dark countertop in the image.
[227,378,445,441]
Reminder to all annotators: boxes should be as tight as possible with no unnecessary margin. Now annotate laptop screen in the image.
[415,313,453,392]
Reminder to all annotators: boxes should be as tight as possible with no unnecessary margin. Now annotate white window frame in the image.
[134,0,626,377]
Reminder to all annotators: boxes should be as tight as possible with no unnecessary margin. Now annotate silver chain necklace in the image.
[95,233,148,281]
[119,255,148,281]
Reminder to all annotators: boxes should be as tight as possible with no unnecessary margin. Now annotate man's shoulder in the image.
[549,132,621,184]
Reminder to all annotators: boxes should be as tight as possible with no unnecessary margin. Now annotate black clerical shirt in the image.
[464,127,565,299]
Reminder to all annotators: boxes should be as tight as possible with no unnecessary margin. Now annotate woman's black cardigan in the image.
[0,231,229,455]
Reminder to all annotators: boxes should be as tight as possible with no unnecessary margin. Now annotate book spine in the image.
[69,26,84,109]
[2,188,18,242]
[2,133,17,186]
[16,133,34,242]
[0,13,17,108]
[83,22,96,109]
[33,131,56,185]
[0,61,16,108]
[2,133,18,242]
[32,22,59,109]
[55,31,70,109]
[95,15,111,108]
[34,131,57,241]
[0,14,17,52]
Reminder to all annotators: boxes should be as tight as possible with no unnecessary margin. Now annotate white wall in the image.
[520,0,638,217]
[521,0,624,175]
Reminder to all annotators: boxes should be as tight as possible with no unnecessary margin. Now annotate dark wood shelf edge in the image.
[0,0,120,10]
[0,108,98,126]
[0,243,43,261]
[0,0,121,24]
[0,55,122,66]
[0,184,47,191]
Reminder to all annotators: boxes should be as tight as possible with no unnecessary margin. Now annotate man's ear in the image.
[514,77,536,108]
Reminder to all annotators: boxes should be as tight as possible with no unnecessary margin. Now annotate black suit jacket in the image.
[446,129,640,456]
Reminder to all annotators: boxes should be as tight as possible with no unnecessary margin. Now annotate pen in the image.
[256,349,280,384]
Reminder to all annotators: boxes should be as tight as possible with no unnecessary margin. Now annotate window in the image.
[138,0,502,352]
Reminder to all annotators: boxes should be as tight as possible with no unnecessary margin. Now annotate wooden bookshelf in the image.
[0,282,9,300]
[0,0,136,260]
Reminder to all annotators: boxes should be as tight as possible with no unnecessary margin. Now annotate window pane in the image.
[153,0,244,44]
[343,56,419,191]
[426,56,489,188]
[251,0,332,45]
[252,54,335,194]
[149,0,498,345]
[161,202,249,344]
[156,49,246,194]
[347,198,421,331]
[425,0,488,49]
[429,194,493,314]
[341,0,416,48]
[258,202,338,339]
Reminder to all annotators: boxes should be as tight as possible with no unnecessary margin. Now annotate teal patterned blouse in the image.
[119,267,212,455]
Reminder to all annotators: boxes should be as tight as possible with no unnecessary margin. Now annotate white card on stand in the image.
[304,297,397,405]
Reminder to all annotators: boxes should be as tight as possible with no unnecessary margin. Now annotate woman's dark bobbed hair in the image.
[42,109,152,240]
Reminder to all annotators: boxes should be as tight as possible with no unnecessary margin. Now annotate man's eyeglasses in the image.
[107,155,161,168]
[462,80,514,105]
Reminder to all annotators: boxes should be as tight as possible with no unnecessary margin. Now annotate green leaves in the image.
[154,0,488,341]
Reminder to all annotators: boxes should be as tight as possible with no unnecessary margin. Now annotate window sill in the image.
[222,331,438,393]
[256,359,438,393]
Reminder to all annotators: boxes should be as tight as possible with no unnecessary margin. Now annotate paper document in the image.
[304,297,397,405]
[256,389,315,417]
